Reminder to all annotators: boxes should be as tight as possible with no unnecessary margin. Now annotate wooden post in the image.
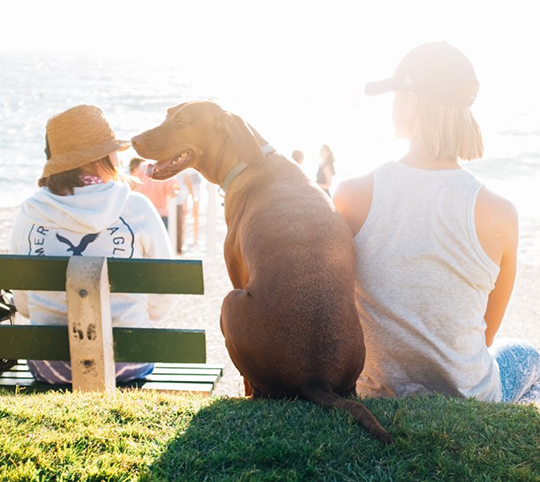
[66,257,115,392]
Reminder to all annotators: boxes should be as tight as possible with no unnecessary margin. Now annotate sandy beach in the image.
[2,202,540,397]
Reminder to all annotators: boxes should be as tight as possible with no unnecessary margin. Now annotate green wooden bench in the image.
[0,255,223,394]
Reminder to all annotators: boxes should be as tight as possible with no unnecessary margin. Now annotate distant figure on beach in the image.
[291,150,304,165]
[175,168,201,254]
[9,105,177,385]
[316,144,336,195]
[129,157,176,229]
[334,42,540,404]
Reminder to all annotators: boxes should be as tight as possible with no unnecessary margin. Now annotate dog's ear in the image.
[247,122,269,147]
[166,102,188,120]
[218,112,264,165]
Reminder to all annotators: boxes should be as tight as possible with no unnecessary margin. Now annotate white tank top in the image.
[355,161,502,402]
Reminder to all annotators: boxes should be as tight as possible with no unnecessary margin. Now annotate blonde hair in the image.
[417,100,483,161]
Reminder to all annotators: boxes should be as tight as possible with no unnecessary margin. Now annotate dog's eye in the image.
[176,118,188,127]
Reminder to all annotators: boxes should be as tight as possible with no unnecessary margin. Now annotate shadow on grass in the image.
[138,395,540,482]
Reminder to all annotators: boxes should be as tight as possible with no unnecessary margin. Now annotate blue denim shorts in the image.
[27,360,154,384]
[489,338,540,403]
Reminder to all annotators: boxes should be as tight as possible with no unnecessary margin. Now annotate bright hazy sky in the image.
[2,0,539,96]
[3,1,539,149]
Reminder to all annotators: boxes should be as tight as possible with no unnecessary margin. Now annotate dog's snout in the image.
[131,135,143,147]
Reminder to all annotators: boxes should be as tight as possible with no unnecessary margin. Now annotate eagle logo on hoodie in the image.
[55,233,99,256]
[28,217,135,258]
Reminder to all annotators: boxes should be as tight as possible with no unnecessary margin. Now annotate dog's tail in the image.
[299,379,393,444]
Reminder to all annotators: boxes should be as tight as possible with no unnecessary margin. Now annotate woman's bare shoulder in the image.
[334,174,373,203]
[477,186,518,227]
[333,173,374,236]
[476,186,519,259]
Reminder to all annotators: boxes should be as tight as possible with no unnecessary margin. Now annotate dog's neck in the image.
[219,144,276,194]
[197,141,238,186]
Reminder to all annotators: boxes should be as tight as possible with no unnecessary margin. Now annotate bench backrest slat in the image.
[0,325,206,363]
[0,255,204,294]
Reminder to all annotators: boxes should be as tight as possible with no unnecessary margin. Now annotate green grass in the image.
[0,390,538,482]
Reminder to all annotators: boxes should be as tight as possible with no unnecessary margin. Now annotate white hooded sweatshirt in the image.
[9,181,178,327]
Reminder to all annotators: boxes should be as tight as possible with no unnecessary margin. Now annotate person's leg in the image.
[489,338,540,403]
[182,199,189,244]
[192,200,199,244]
[176,203,184,254]
[115,362,154,382]
[520,381,540,403]
[28,360,72,384]
[191,175,201,244]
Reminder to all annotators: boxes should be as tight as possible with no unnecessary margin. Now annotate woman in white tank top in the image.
[334,42,540,403]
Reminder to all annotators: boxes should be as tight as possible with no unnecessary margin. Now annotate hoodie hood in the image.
[20,182,131,233]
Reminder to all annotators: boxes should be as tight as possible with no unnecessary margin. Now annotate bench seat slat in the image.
[154,363,224,371]
[0,372,34,380]
[7,361,224,376]
[148,367,223,376]
[0,325,207,363]
[0,362,222,394]
[0,371,218,383]
[0,255,204,294]
[138,374,218,383]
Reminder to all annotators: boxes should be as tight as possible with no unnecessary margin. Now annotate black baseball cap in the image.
[365,42,479,107]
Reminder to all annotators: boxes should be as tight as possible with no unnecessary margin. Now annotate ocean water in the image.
[1,51,540,227]
[0,52,195,206]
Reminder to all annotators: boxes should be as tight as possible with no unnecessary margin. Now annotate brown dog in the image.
[131,100,392,443]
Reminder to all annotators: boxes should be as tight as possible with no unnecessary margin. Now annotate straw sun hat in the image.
[42,104,130,178]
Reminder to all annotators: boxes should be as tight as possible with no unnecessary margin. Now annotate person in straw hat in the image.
[334,42,540,404]
[9,104,177,384]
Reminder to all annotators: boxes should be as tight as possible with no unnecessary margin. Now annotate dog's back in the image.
[221,153,365,395]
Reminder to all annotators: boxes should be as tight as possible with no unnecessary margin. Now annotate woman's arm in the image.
[8,208,30,319]
[476,189,519,347]
[483,212,519,347]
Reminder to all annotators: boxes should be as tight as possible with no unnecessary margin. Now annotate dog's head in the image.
[131,100,264,184]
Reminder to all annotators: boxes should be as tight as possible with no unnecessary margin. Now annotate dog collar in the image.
[220,161,249,194]
[220,144,276,194]
[261,144,276,155]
